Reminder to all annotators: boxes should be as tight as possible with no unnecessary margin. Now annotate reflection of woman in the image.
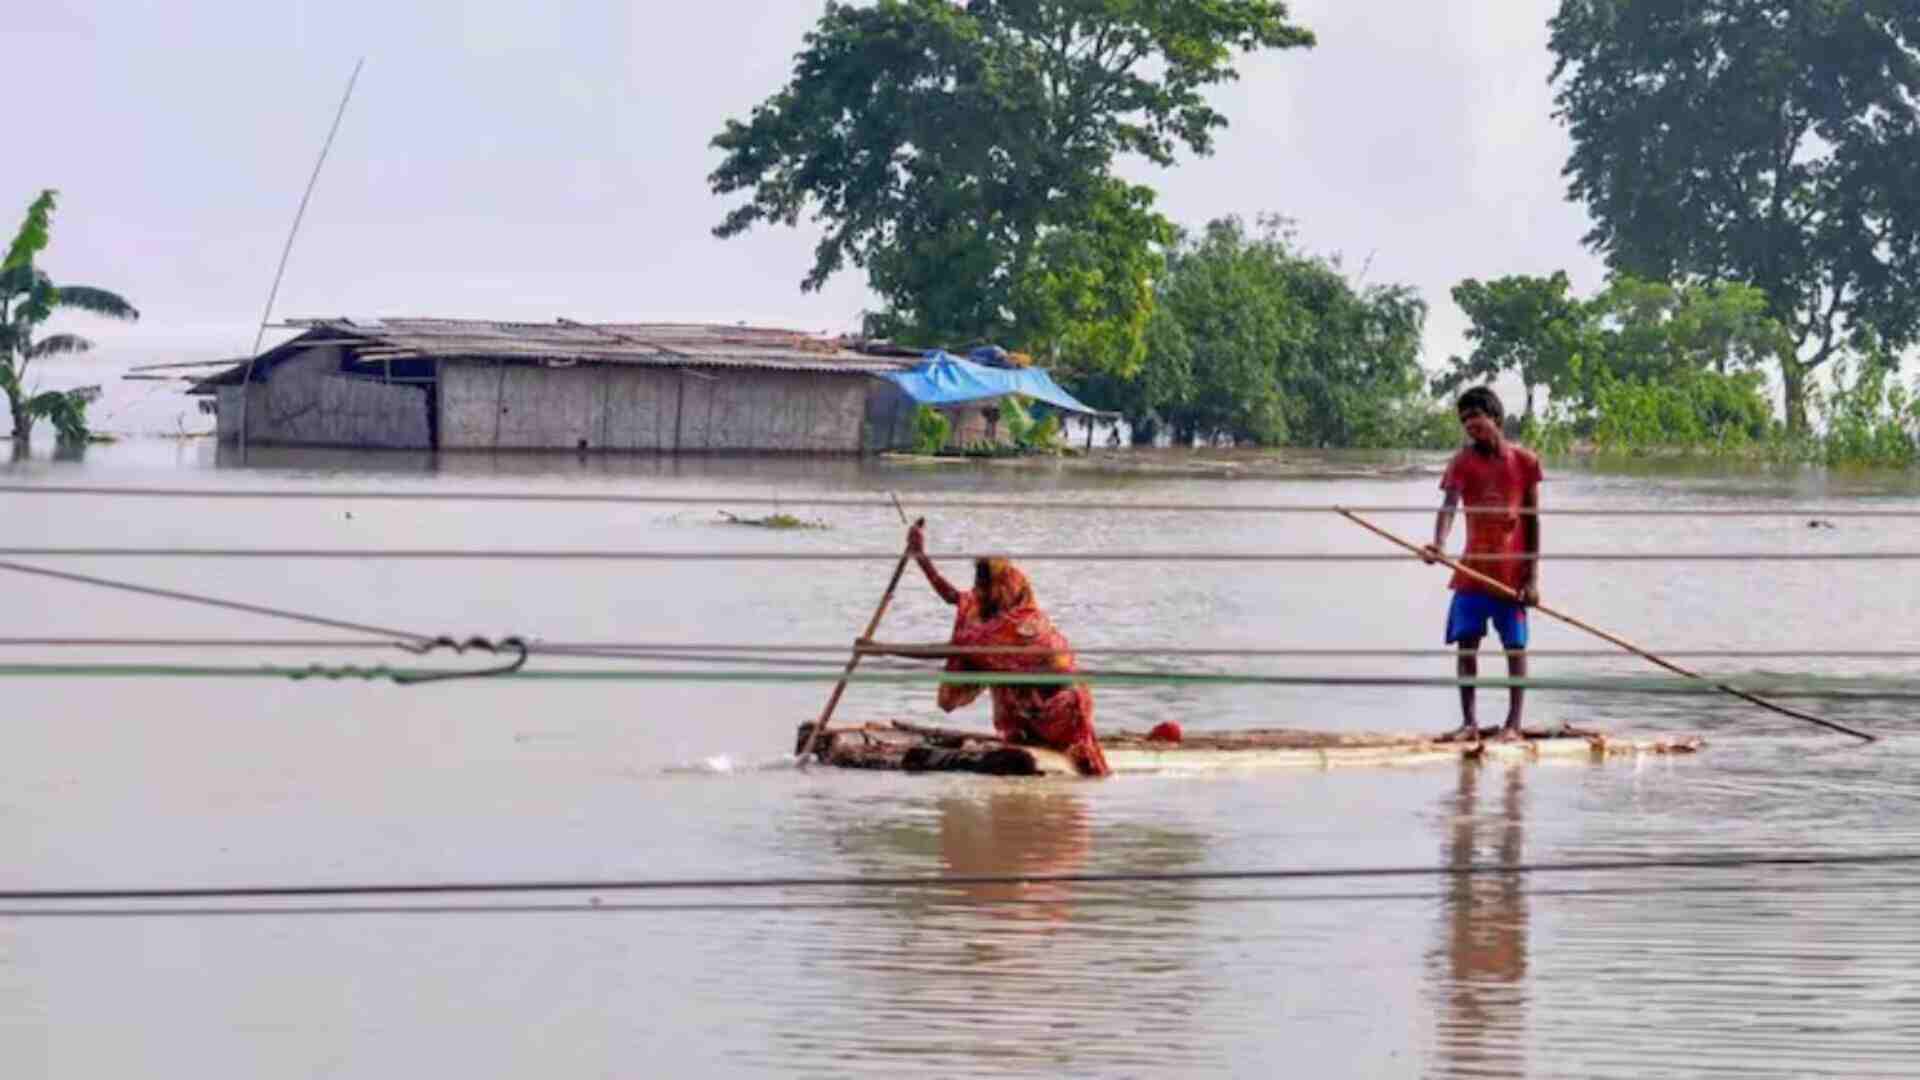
[886,522,1110,777]
[940,791,1093,920]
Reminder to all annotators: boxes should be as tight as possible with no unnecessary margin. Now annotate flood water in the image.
[4,440,1919,1078]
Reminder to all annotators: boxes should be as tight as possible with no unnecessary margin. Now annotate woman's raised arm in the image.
[908,522,962,605]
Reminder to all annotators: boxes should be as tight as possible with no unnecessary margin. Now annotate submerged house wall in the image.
[214,347,432,449]
[436,360,880,452]
[201,322,937,453]
[863,380,919,450]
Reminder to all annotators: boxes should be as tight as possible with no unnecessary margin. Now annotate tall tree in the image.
[1548,0,1920,431]
[1570,276,1787,442]
[1435,272,1590,421]
[1,190,139,443]
[1588,276,1791,382]
[1273,245,1429,448]
[709,0,1312,376]
[1097,216,1430,447]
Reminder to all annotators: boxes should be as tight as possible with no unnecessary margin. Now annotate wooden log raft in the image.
[795,720,1704,777]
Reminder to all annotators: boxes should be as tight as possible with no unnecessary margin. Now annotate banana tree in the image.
[2,190,139,443]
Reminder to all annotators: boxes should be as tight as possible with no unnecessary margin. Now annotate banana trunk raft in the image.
[795,720,1704,776]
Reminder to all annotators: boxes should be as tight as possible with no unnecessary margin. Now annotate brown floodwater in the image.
[3,441,1918,1077]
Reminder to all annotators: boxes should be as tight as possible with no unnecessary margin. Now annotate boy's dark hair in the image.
[1456,386,1504,423]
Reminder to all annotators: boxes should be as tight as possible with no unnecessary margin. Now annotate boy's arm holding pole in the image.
[1422,491,1460,564]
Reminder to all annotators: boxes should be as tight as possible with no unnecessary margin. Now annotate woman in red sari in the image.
[886,523,1110,777]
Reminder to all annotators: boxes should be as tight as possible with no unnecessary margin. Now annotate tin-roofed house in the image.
[191,318,918,452]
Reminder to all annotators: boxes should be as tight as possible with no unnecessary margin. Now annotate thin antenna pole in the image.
[238,57,365,456]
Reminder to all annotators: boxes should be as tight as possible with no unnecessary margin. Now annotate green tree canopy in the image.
[1086,215,1433,448]
[1587,276,1790,382]
[708,0,1312,377]
[1440,271,1793,421]
[1548,0,1920,431]
[1434,272,1589,421]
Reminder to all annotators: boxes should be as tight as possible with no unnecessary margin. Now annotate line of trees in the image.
[1079,216,1445,448]
[1425,1,1920,459]
[1434,273,1787,445]
[708,0,1449,448]
[709,0,1919,455]
[1546,0,1920,435]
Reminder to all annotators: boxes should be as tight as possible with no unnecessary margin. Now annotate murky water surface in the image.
[4,441,1919,1077]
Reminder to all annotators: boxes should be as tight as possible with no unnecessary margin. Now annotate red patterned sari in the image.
[938,559,1110,777]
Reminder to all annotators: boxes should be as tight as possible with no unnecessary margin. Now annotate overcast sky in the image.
[10,0,1602,388]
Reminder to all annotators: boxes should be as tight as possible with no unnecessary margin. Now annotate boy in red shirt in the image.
[1421,387,1542,741]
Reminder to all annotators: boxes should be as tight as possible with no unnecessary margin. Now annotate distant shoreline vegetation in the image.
[1518,361,1919,468]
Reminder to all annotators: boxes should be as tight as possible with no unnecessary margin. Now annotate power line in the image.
[0,561,1908,693]
[0,547,1911,563]
[6,851,1916,903]
[4,877,1913,920]
[5,637,1919,662]
[1,483,1914,518]
[0,661,1916,696]
[0,559,429,643]
[0,539,1904,701]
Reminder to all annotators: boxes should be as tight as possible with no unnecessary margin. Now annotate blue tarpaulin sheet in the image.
[880,351,1110,415]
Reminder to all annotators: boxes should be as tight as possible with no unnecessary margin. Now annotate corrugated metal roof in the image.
[288,318,909,373]
[195,319,914,388]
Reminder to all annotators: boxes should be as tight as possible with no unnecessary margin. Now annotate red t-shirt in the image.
[1439,442,1543,595]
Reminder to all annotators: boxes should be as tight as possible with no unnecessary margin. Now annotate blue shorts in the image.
[1446,591,1529,649]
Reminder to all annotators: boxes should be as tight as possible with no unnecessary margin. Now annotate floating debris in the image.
[717,510,831,530]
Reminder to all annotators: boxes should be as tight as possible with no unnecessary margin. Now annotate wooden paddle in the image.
[796,498,922,764]
[1335,507,1877,743]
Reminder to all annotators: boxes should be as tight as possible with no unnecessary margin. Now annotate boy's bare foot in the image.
[1493,724,1527,743]
[1440,724,1482,743]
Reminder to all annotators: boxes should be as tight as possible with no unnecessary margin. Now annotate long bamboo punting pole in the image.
[240,58,364,459]
[797,499,921,764]
[1335,507,1877,743]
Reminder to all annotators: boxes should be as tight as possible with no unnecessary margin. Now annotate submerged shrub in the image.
[911,405,951,454]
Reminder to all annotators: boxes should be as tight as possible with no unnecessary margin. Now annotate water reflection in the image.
[764,786,1220,1075]
[194,441,1462,495]
[935,788,1092,921]
[213,443,438,475]
[1430,761,1530,1079]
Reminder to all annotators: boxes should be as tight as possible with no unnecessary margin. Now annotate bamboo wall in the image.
[215,348,431,449]
[436,361,881,452]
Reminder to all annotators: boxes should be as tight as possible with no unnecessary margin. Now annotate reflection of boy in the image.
[1420,387,1542,741]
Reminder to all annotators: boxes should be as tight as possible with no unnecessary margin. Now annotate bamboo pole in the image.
[797,496,920,763]
[1335,507,1877,743]
[240,58,364,457]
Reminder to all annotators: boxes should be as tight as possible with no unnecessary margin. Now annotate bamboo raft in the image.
[796,720,1705,776]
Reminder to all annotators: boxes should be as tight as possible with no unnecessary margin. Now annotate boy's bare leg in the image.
[1497,647,1527,741]
[1451,639,1481,739]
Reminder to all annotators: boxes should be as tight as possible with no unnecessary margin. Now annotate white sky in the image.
[10,0,1603,388]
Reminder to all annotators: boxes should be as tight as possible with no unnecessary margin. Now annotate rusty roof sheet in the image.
[262,318,910,374]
